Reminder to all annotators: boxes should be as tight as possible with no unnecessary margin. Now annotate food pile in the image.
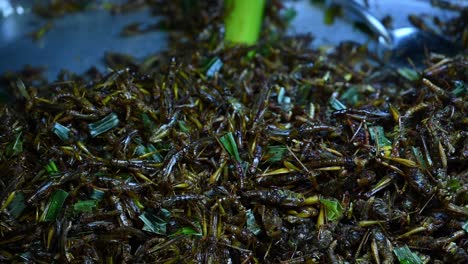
[0,1,467,263]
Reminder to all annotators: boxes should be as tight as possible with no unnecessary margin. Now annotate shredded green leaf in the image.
[90,189,105,200]
[88,113,120,137]
[329,97,347,111]
[6,132,23,157]
[170,226,202,237]
[73,200,98,212]
[159,208,172,219]
[246,209,261,235]
[219,132,242,162]
[393,245,423,264]
[446,178,462,192]
[16,79,30,100]
[462,221,468,232]
[452,80,466,97]
[411,147,427,169]
[146,144,163,162]
[45,160,59,175]
[133,197,145,210]
[340,86,361,106]
[8,192,26,218]
[139,211,167,235]
[320,198,343,221]
[246,50,256,60]
[266,145,287,163]
[134,144,146,156]
[205,57,223,77]
[178,120,190,133]
[369,126,392,148]
[141,112,156,130]
[135,143,163,162]
[52,122,70,141]
[397,67,420,81]
[40,189,69,222]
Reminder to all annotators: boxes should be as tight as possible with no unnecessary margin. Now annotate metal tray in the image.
[0,0,462,81]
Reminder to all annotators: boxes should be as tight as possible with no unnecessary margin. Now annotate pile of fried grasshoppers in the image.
[0,0,466,263]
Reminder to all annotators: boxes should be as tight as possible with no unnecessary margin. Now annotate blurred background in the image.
[0,0,465,81]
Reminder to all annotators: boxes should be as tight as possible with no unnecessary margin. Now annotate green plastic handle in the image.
[224,0,266,45]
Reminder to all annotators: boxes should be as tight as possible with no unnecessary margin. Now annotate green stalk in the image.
[224,0,266,45]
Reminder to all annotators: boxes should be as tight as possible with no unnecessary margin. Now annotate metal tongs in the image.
[332,0,463,67]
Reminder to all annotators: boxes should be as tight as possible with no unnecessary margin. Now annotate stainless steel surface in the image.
[334,0,393,45]
[287,0,462,51]
[334,0,463,66]
[0,0,464,82]
[0,0,167,81]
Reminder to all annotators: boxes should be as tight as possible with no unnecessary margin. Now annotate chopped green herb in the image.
[16,79,30,100]
[452,80,466,97]
[90,189,105,200]
[134,144,147,156]
[146,144,163,162]
[52,122,70,141]
[219,132,242,162]
[266,145,287,163]
[246,50,256,59]
[170,226,202,237]
[159,208,172,219]
[393,245,423,264]
[412,147,427,169]
[141,112,156,130]
[45,160,59,175]
[73,200,98,212]
[446,178,461,192]
[320,198,343,221]
[139,211,167,235]
[6,132,23,157]
[135,143,163,162]
[397,67,420,81]
[205,57,223,77]
[133,197,145,210]
[178,120,190,133]
[340,86,361,106]
[88,113,120,137]
[246,209,261,235]
[7,192,26,218]
[40,189,69,222]
[329,97,347,111]
[369,126,392,148]
[462,221,468,233]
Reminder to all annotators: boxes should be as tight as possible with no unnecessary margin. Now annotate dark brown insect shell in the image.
[256,172,310,186]
[161,194,206,208]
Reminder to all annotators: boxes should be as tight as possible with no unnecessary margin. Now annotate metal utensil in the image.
[335,0,463,67]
